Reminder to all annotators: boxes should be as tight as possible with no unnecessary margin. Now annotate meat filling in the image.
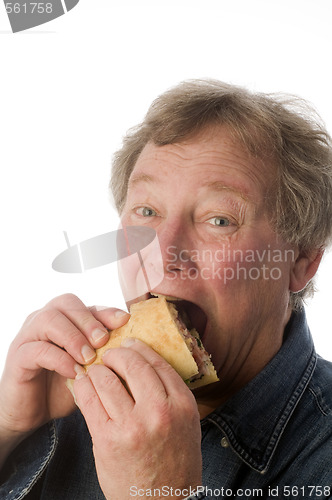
[174,312,211,382]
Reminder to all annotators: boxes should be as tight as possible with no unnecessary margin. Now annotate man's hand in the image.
[0,293,130,466]
[74,338,202,500]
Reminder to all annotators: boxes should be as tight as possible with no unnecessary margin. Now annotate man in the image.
[0,79,332,499]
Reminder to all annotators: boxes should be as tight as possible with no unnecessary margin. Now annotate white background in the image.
[0,0,331,375]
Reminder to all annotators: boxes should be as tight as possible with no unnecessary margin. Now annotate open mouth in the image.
[146,293,218,388]
[149,293,208,339]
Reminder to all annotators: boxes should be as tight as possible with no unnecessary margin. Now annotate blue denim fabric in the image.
[1,309,331,499]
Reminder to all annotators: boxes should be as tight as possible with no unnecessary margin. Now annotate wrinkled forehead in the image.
[129,126,277,197]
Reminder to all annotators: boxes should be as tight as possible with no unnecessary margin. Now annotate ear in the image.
[289,248,324,293]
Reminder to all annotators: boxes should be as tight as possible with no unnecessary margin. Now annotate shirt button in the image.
[221,436,229,448]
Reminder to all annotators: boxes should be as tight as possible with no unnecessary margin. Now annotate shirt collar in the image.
[204,309,317,474]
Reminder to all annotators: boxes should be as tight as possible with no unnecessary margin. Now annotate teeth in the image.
[150,293,182,301]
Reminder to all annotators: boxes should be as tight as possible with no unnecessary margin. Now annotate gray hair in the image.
[110,79,332,309]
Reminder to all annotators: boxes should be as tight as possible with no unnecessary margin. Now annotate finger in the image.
[73,371,111,433]
[15,341,79,379]
[49,294,110,348]
[88,306,130,332]
[101,345,170,404]
[20,309,97,365]
[85,364,134,419]
[105,339,192,399]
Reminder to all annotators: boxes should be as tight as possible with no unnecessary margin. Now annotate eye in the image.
[135,206,157,217]
[207,216,231,227]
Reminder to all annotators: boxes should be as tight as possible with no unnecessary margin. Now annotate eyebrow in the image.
[129,174,158,186]
[129,174,251,203]
[203,181,251,202]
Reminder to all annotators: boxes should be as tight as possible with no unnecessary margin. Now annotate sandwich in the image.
[67,296,218,393]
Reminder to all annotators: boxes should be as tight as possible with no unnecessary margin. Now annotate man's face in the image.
[120,126,295,377]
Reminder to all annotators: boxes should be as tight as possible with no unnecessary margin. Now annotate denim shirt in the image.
[1,309,332,500]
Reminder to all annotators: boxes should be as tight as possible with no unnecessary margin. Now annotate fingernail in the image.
[92,328,109,343]
[121,337,137,347]
[75,368,87,381]
[81,344,96,363]
[74,364,85,377]
[115,309,129,318]
[102,348,112,359]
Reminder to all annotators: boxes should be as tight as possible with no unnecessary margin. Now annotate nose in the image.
[156,219,198,276]
[118,217,198,303]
